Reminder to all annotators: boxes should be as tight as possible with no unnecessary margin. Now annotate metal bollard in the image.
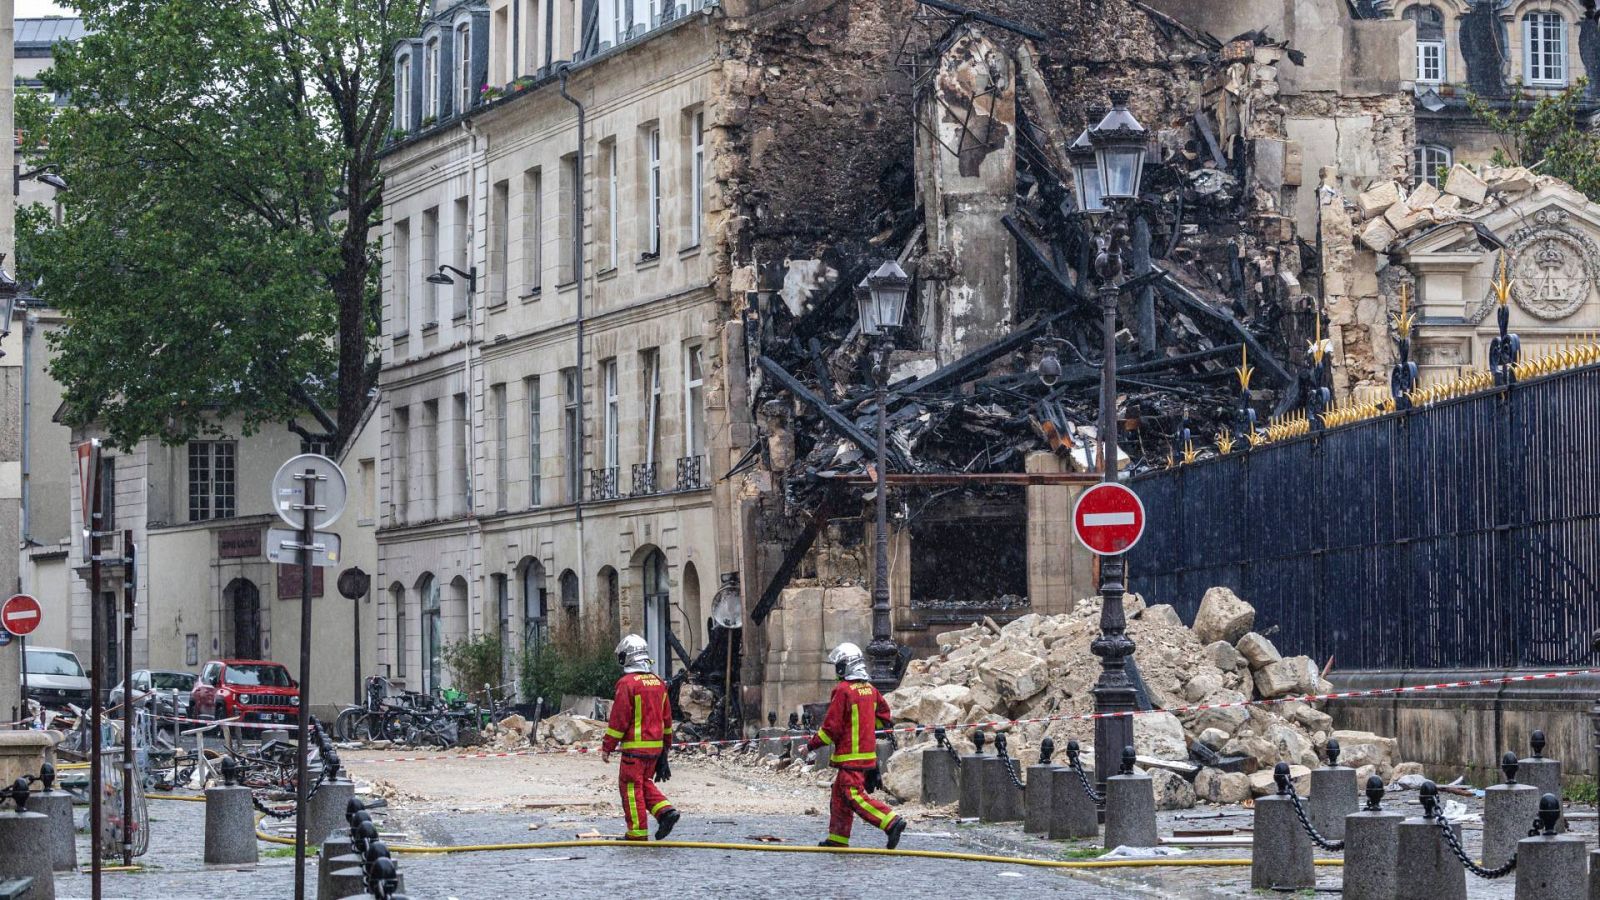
[1103,746,1158,850]
[33,763,76,873]
[958,730,987,819]
[981,734,1023,823]
[1023,738,1056,834]
[0,776,56,900]
[1483,751,1540,870]
[921,726,960,806]
[1343,776,1403,900]
[1395,782,1466,900]
[1251,762,1315,891]
[1517,730,1564,833]
[1049,740,1100,840]
[1515,794,1586,900]
[204,757,259,866]
[1308,738,1357,841]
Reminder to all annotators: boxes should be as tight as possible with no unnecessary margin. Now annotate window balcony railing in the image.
[630,462,659,496]
[675,455,705,492]
[588,466,619,501]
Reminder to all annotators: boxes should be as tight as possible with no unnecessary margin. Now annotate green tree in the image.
[1468,81,1600,202]
[20,0,424,449]
[442,633,506,699]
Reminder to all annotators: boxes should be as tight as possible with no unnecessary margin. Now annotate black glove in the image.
[864,766,881,794]
[655,752,672,782]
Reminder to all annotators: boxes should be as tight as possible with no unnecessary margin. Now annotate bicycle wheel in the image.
[333,708,357,742]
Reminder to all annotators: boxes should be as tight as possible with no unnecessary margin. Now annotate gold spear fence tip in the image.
[1236,344,1255,392]
[1492,252,1512,308]
[1181,438,1199,465]
[1216,431,1234,455]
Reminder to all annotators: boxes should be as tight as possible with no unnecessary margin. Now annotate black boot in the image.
[885,817,906,850]
[654,808,680,840]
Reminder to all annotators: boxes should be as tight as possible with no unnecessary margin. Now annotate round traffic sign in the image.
[2,594,43,637]
[1072,483,1147,556]
[271,453,348,530]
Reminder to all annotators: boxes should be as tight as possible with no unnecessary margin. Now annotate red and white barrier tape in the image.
[152,713,304,731]
[348,667,1600,765]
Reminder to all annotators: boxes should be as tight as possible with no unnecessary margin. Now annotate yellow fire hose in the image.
[146,792,1344,870]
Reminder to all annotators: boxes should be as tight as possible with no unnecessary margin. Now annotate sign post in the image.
[272,453,346,900]
[76,438,104,899]
[1071,481,1146,790]
[121,532,136,866]
[4,594,41,721]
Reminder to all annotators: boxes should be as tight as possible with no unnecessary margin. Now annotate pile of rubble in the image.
[1355,162,1542,254]
[881,587,1419,808]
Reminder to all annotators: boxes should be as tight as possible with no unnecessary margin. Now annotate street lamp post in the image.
[857,260,910,693]
[1071,91,1149,788]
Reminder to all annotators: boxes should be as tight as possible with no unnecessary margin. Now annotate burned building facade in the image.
[376,0,1432,719]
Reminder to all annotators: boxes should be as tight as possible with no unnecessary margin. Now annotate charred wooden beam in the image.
[913,0,1047,40]
[1151,268,1295,390]
[820,472,1102,486]
[757,355,911,470]
[750,494,836,624]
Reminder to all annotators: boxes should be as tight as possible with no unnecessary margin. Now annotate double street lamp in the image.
[1065,90,1150,787]
[857,259,911,693]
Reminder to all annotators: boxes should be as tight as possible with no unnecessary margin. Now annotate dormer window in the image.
[455,22,473,112]
[395,52,413,130]
[1403,5,1446,83]
[1523,11,1567,86]
[423,35,441,120]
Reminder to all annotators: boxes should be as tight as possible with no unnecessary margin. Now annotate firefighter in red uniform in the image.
[806,642,907,849]
[601,634,681,841]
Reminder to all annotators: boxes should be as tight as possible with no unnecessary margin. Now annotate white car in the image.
[23,646,93,710]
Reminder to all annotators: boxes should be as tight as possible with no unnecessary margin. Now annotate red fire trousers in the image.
[824,767,899,846]
[619,753,673,841]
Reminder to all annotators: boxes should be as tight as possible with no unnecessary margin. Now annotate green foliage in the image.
[1563,777,1597,806]
[20,0,426,449]
[518,632,623,704]
[442,632,505,698]
[1467,81,1600,202]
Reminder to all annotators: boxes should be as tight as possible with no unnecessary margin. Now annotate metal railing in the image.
[676,454,706,491]
[587,467,619,501]
[1128,362,1600,671]
[631,462,659,496]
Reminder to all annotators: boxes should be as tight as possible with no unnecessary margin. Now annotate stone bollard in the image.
[1250,762,1314,891]
[921,727,960,806]
[1394,781,1466,900]
[305,775,356,845]
[318,834,358,900]
[1308,738,1357,841]
[1103,747,1158,850]
[0,776,56,900]
[1483,751,1540,870]
[1517,730,1564,833]
[1515,794,1586,900]
[981,734,1023,824]
[957,730,987,819]
[205,757,259,866]
[1023,738,1056,834]
[327,865,367,898]
[33,764,76,873]
[1343,776,1403,900]
[1049,741,1099,841]
[1588,848,1600,900]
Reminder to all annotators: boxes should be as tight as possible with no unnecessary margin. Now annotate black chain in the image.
[1000,753,1026,790]
[1284,786,1345,851]
[1434,813,1520,879]
[934,727,961,769]
[1068,756,1105,802]
[246,717,337,820]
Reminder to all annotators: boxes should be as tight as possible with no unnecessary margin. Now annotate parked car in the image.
[22,646,92,710]
[190,659,299,725]
[109,669,197,719]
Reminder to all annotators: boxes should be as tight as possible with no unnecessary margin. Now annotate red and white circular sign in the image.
[2,594,43,637]
[1072,483,1147,556]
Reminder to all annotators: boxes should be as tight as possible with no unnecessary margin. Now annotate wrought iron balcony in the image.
[675,455,705,492]
[630,462,659,496]
[588,466,619,501]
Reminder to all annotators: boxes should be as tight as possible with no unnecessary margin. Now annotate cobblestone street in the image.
[43,751,1588,899]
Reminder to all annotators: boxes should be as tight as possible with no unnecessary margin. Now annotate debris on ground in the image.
[536,713,608,746]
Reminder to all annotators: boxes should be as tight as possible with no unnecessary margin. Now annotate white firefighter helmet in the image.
[828,642,869,682]
[614,634,653,673]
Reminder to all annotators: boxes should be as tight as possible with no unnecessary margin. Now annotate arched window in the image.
[521,560,548,652]
[389,583,407,677]
[1412,144,1452,187]
[1523,11,1567,86]
[395,53,412,130]
[455,21,473,112]
[420,574,441,694]
[559,569,580,611]
[422,34,441,121]
[641,550,670,676]
[1404,6,1446,82]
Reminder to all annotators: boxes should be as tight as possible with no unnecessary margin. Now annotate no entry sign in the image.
[1072,483,1147,556]
[2,594,43,637]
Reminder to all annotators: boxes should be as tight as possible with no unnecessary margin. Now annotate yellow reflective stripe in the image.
[650,800,672,816]
[633,695,643,744]
[851,787,895,828]
[814,729,833,746]
[604,728,624,740]
[620,740,664,749]
[626,789,641,832]
[850,703,860,757]
[825,834,849,845]
[830,751,877,763]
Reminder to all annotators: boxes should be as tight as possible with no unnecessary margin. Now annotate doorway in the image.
[223,578,262,659]
[642,549,670,676]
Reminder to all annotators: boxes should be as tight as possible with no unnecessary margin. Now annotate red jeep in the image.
[191,659,300,725]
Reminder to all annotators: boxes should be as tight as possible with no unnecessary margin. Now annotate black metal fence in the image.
[1127,363,1600,671]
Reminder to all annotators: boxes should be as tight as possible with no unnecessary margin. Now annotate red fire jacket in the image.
[602,672,672,756]
[807,679,891,769]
